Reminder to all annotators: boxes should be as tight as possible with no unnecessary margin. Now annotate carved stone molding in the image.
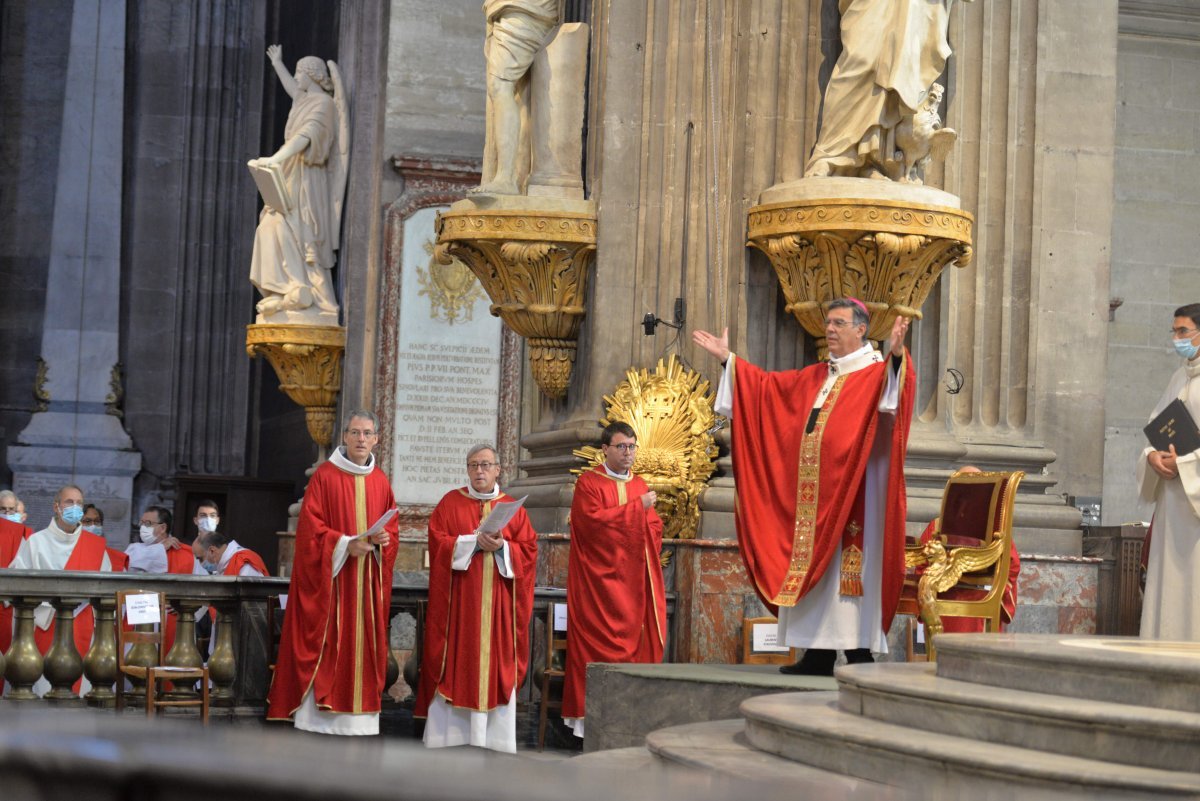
[435,202,597,399]
[245,324,346,449]
[746,196,973,356]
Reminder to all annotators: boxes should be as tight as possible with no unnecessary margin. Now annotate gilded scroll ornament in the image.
[905,537,1005,642]
[435,204,596,399]
[572,356,721,539]
[245,324,346,448]
[746,197,973,357]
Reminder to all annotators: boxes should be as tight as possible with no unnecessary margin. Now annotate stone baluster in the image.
[4,598,43,700]
[384,647,399,700]
[208,603,237,704]
[164,599,204,701]
[83,596,118,707]
[43,598,84,703]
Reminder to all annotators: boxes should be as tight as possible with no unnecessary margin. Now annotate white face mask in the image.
[139,524,158,544]
[197,516,219,533]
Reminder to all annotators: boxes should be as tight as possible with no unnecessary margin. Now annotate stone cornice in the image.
[1119,0,1200,41]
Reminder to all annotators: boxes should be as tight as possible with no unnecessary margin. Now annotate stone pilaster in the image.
[6,1,141,541]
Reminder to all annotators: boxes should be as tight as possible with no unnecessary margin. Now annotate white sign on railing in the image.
[125,593,160,626]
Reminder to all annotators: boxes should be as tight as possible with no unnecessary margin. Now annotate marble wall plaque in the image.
[391,206,502,504]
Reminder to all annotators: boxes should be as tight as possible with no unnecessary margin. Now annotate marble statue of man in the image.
[804,0,970,180]
[249,46,349,324]
[472,0,560,195]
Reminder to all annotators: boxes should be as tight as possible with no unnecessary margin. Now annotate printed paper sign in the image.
[125,593,160,626]
[752,623,789,653]
[553,602,568,632]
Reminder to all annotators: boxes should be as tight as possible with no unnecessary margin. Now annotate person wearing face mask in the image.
[0,490,32,538]
[1139,303,1200,641]
[9,484,112,696]
[192,528,268,577]
[81,504,129,572]
[125,506,198,575]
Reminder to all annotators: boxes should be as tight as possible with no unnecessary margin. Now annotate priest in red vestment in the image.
[0,515,31,686]
[267,410,399,735]
[562,421,667,738]
[9,485,112,696]
[415,444,538,753]
[694,298,915,676]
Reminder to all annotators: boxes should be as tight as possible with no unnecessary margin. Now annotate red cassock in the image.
[32,531,108,685]
[267,460,399,720]
[562,465,667,720]
[918,520,1020,633]
[0,518,30,659]
[414,489,537,717]
[728,352,915,631]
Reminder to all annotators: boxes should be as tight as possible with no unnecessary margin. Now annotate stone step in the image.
[934,633,1200,713]
[836,662,1200,773]
[644,718,905,798]
[741,692,1200,799]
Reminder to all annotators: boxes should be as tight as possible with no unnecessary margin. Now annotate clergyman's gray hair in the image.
[826,297,870,328]
[342,409,379,433]
[466,443,499,464]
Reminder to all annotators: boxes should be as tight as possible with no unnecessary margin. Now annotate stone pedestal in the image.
[435,194,597,400]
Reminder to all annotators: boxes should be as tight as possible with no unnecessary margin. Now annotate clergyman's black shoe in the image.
[778,648,835,676]
[844,648,875,665]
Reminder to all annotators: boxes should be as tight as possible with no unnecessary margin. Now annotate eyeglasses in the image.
[1171,328,1199,338]
[138,520,160,527]
[467,461,498,470]
[346,429,377,439]
[824,319,860,329]
[607,443,638,452]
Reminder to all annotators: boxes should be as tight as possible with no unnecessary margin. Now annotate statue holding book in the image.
[248,45,349,325]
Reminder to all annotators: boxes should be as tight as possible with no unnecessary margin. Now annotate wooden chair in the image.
[536,603,568,751]
[115,589,210,723]
[903,470,1024,661]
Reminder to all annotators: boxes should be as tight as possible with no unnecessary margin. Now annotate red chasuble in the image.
[729,351,915,633]
[107,548,129,572]
[0,519,28,658]
[917,520,1020,633]
[32,530,108,669]
[562,465,667,720]
[266,459,399,720]
[414,489,537,718]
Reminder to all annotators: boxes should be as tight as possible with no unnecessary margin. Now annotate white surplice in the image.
[1139,358,1200,640]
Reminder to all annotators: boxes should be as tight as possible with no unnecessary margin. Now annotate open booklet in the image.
[478,496,527,535]
[354,508,399,541]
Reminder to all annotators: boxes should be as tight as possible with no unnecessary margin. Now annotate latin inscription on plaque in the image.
[392,206,502,504]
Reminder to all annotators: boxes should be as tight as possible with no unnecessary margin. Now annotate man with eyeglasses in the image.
[0,489,32,537]
[561,421,667,738]
[1139,303,1200,640]
[268,409,399,735]
[694,298,915,676]
[415,444,537,753]
[10,484,112,696]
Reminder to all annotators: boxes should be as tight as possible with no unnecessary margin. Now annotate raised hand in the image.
[692,328,730,362]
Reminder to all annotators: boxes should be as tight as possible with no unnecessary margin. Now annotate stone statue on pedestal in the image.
[804,0,970,183]
[472,0,560,196]
[249,45,349,325]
